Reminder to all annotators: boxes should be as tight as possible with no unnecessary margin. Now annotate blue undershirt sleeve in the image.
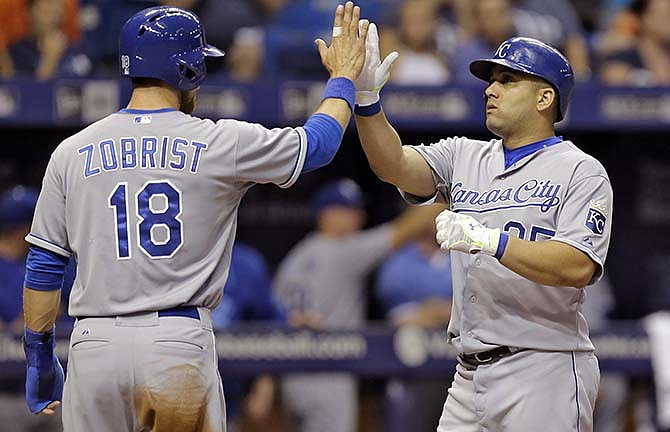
[24,245,69,291]
[301,113,344,173]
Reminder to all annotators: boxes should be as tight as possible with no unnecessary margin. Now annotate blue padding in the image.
[302,113,344,173]
[24,246,69,291]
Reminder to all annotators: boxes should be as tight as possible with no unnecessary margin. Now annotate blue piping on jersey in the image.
[453,203,557,214]
[504,136,563,169]
[571,352,581,432]
[302,113,344,173]
[25,246,69,291]
[279,129,305,188]
[117,108,177,114]
[26,233,72,255]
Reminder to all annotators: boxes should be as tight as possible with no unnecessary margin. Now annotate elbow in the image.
[557,265,595,289]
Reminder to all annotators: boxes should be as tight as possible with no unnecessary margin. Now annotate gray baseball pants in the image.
[438,350,600,432]
[62,308,226,432]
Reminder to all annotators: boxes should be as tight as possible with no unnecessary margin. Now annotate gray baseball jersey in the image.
[27,109,307,317]
[274,225,392,328]
[275,225,392,432]
[403,137,612,354]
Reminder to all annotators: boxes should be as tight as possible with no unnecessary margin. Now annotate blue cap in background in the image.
[0,186,39,232]
[312,179,364,216]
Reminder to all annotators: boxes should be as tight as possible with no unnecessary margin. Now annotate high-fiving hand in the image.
[435,210,502,256]
[354,22,398,106]
[315,2,369,82]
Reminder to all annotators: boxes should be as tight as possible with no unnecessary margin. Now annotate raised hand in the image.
[315,2,369,81]
[355,22,399,106]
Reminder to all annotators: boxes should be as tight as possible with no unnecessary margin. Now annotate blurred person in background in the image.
[382,0,450,85]
[450,0,518,83]
[0,0,28,78]
[226,27,266,82]
[161,0,287,78]
[597,0,670,86]
[375,220,451,329]
[0,185,39,334]
[581,274,630,432]
[0,185,61,432]
[513,0,591,79]
[452,0,590,83]
[4,0,88,80]
[375,218,452,432]
[274,178,444,432]
[211,242,287,432]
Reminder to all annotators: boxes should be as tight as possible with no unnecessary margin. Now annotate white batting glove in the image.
[435,210,502,256]
[355,22,398,106]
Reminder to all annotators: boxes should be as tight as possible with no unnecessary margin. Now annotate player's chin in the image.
[485,117,504,137]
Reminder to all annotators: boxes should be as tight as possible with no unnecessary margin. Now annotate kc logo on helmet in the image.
[495,43,512,58]
[585,200,607,235]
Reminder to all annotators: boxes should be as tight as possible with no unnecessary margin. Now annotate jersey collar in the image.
[503,136,563,170]
[117,108,177,114]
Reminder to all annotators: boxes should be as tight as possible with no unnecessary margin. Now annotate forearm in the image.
[355,108,436,196]
[355,109,405,181]
[315,95,353,130]
[23,288,61,332]
[23,246,69,331]
[499,237,596,288]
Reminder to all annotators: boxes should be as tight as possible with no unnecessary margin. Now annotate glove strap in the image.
[354,100,382,117]
[494,232,509,260]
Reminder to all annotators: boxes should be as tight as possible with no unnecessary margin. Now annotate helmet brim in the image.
[469,58,535,82]
[203,44,225,58]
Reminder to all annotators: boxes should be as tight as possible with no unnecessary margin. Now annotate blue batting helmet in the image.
[469,37,574,121]
[0,186,39,232]
[119,7,225,91]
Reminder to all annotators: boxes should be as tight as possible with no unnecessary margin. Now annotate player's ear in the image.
[536,86,556,117]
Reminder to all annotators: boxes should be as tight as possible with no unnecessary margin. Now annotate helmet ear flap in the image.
[172,52,206,90]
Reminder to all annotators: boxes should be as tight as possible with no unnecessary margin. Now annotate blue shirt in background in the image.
[0,256,26,325]
[375,243,453,317]
[211,243,286,330]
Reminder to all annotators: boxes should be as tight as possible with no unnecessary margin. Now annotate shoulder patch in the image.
[585,200,607,235]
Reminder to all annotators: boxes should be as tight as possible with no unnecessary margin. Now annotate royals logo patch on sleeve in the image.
[585,200,607,235]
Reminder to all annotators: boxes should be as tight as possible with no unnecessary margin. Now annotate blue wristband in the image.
[354,100,382,117]
[494,232,509,260]
[323,77,355,113]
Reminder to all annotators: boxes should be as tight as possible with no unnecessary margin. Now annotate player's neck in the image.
[502,126,556,150]
[126,86,180,111]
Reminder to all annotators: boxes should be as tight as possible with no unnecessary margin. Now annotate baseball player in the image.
[21,3,369,431]
[275,178,443,432]
[354,25,613,432]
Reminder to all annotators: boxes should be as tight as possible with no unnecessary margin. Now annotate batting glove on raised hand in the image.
[355,22,398,106]
[24,326,64,414]
[435,210,504,257]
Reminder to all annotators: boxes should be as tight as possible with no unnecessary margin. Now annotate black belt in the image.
[77,306,200,320]
[459,346,523,366]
